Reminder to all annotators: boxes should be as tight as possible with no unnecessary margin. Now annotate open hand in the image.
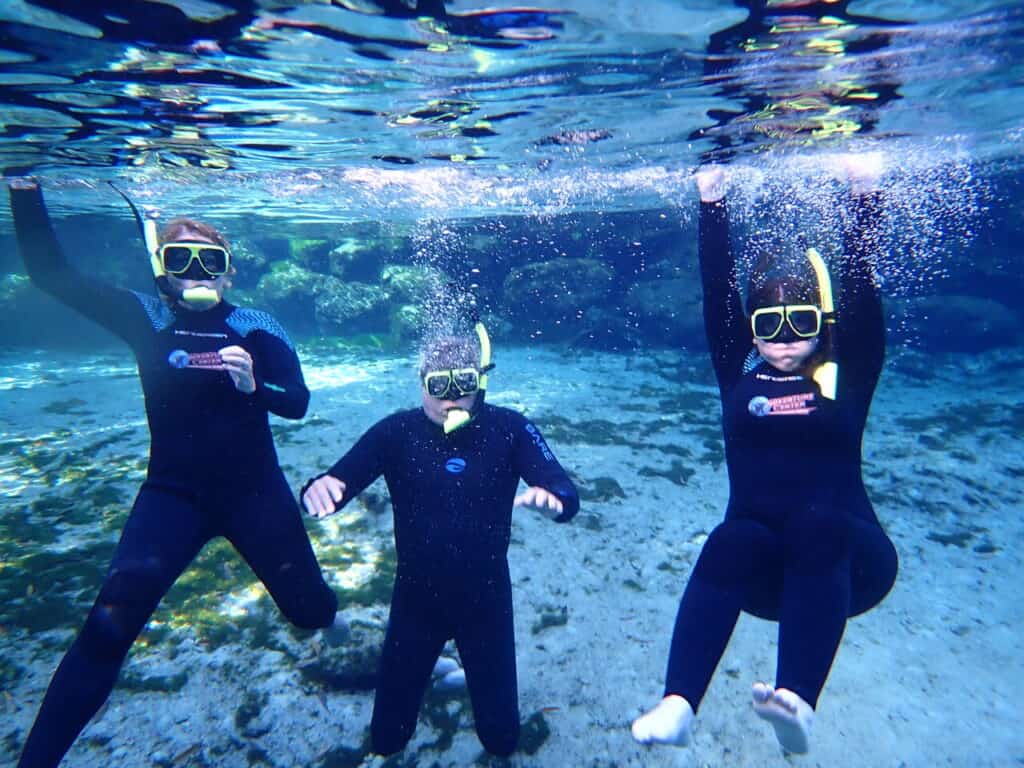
[219,345,255,394]
[303,475,347,519]
[837,151,884,194]
[694,165,726,203]
[514,486,564,519]
[8,177,38,191]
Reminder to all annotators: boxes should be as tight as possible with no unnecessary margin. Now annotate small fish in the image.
[540,706,561,713]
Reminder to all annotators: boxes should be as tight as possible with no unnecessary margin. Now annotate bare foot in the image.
[631,694,694,747]
[752,682,814,754]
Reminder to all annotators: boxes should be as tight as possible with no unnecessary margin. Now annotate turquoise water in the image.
[0,2,1022,766]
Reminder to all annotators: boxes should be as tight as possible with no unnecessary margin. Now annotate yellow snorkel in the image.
[111,183,220,309]
[443,321,493,434]
[806,247,838,400]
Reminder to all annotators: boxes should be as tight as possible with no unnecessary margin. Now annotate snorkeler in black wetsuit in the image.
[9,180,339,768]
[632,157,898,754]
[301,329,579,756]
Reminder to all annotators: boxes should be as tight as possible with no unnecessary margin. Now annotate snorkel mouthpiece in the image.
[442,321,493,434]
[443,408,472,434]
[179,286,220,308]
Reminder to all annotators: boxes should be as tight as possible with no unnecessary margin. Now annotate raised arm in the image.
[511,416,579,524]
[696,168,751,392]
[301,417,391,519]
[836,155,886,399]
[9,180,147,344]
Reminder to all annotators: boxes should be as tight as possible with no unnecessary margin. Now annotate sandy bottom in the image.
[0,343,1021,768]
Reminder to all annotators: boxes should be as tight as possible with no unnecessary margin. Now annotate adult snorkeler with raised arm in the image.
[301,323,579,757]
[632,155,898,754]
[8,178,343,768]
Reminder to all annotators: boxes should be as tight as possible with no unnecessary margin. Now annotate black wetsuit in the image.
[10,186,337,768]
[663,192,898,710]
[312,403,579,756]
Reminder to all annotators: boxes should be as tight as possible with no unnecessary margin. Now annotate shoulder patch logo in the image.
[445,457,467,474]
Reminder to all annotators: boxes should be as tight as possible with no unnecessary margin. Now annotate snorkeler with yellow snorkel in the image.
[8,178,342,768]
[633,154,898,754]
[301,320,579,757]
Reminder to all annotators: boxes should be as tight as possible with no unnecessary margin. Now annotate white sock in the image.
[631,695,694,747]
[752,682,814,754]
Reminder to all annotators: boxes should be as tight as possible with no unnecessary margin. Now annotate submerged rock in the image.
[314,278,390,333]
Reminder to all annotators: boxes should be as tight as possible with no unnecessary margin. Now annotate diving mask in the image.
[159,242,231,279]
[751,304,822,342]
[423,367,481,400]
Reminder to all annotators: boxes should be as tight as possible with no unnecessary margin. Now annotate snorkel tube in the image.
[806,247,838,400]
[443,320,494,434]
[108,183,220,309]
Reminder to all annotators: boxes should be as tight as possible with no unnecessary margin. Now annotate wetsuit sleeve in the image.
[513,415,579,524]
[10,185,146,345]
[838,191,886,398]
[699,198,749,392]
[315,417,391,508]
[247,331,310,420]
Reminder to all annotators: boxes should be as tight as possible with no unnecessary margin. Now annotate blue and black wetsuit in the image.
[311,404,578,756]
[10,186,338,768]
[663,192,899,711]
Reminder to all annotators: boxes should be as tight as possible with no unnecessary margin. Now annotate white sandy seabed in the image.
[0,343,1022,768]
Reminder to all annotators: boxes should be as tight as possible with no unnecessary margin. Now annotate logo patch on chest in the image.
[748,392,817,417]
[445,457,467,474]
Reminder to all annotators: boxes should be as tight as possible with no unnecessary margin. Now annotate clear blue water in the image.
[0,2,1022,767]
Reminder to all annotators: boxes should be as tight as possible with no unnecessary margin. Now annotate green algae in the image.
[897,401,1024,440]
[639,460,695,486]
[235,690,269,731]
[419,688,467,753]
[119,668,188,693]
[575,476,625,503]
[531,605,568,635]
[518,710,551,756]
[927,526,988,548]
[0,656,24,687]
[246,746,273,766]
[0,544,114,634]
[318,745,368,768]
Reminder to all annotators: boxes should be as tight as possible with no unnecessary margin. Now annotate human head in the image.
[419,335,481,427]
[746,254,822,373]
[158,217,234,309]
